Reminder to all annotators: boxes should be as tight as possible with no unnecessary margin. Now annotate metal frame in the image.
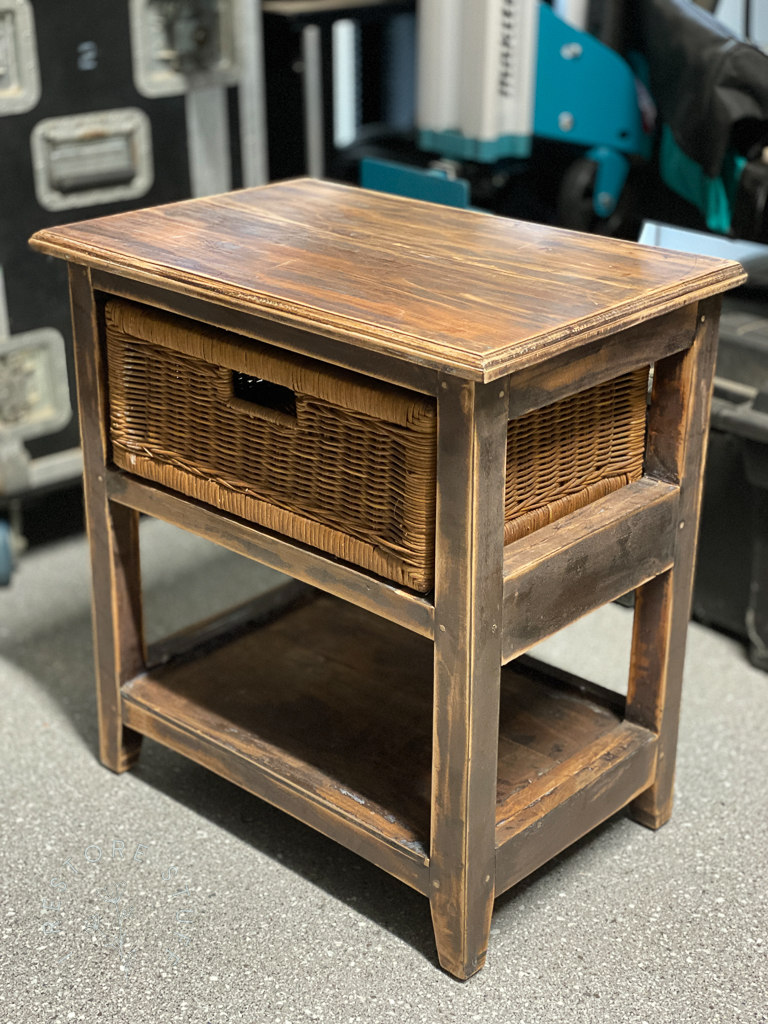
[128,0,240,98]
[0,0,41,117]
[0,326,71,442]
[30,107,154,212]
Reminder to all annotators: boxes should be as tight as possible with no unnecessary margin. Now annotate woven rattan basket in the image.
[503,368,648,544]
[104,299,648,591]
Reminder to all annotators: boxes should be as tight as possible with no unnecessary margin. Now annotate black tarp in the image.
[632,0,768,177]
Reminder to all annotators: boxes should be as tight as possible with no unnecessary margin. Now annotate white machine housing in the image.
[417,0,539,159]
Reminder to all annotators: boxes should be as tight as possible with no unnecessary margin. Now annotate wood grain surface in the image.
[495,722,657,895]
[91,270,439,396]
[428,377,508,979]
[507,303,697,419]
[52,178,739,981]
[501,478,680,662]
[121,595,639,895]
[626,297,722,829]
[107,469,436,639]
[69,265,144,773]
[30,179,746,382]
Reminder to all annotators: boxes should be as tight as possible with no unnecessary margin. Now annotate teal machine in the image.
[362,0,654,221]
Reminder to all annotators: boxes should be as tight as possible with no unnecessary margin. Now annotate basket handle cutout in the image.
[227,371,298,429]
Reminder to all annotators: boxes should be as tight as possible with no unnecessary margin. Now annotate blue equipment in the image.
[367,1,653,221]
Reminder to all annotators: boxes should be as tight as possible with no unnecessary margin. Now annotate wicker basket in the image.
[104,299,648,592]
[504,367,648,544]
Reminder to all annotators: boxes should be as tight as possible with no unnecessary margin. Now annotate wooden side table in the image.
[30,180,745,980]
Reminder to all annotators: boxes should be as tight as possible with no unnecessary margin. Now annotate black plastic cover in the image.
[633,0,768,177]
[732,159,768,242]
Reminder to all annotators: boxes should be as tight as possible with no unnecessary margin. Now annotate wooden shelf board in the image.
[495,720,657,895]
[124,595,433,893]
[145,579,316,669]
[502,477,679,662]
[107,468,435,640]
[123,595,651,896]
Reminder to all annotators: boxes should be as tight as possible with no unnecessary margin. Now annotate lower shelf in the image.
[122,594,657,897]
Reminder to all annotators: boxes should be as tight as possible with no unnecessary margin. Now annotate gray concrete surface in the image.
[1,518,766,1024]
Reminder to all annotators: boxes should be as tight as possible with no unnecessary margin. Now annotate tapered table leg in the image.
[627,297,721,828]
[429,375,509,979]
[69,265,145,773]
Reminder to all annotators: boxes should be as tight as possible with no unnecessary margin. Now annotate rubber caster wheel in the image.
[557,157,636,237]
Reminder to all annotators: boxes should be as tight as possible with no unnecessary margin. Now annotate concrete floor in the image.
[1,517,767,1024]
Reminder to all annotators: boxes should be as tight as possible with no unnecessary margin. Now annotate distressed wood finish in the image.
[107,470,435,640]
[30,179,744,382]
[516,653,626,717]
[507,303,697,419]
[91,270,439,396]
[146,580,316,669]
[429,376,508,980]
[502,478,679,662]
[69,265,145,773]
[123,596,437,894]
[42,181,743,981]
[122,594,647,901]
[495,723,657,894]
[626,296,722,829]
[123,686,431,893]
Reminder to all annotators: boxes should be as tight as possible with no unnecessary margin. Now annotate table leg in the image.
[69,265,145,773]
[626,296,721,828]
[429,375,508,979]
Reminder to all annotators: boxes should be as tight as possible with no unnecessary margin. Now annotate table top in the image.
[30,178,746,381]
